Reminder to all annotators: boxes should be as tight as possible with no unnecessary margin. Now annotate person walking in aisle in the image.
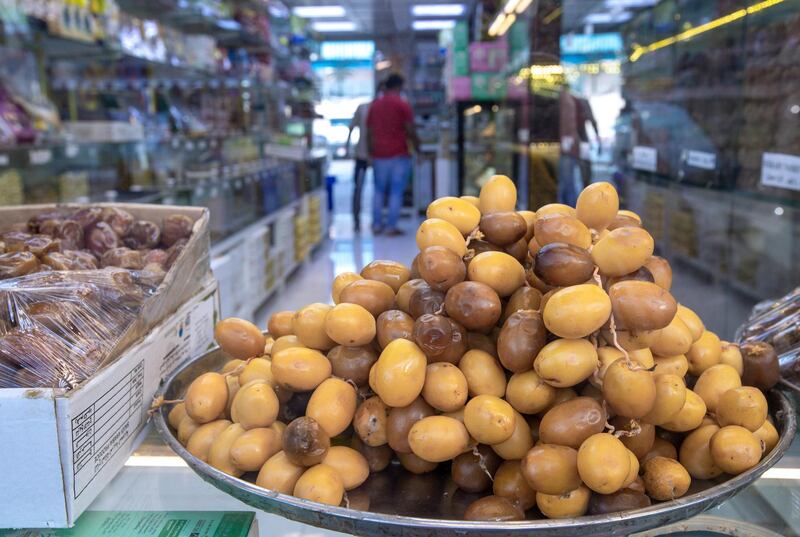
[366,73,420,236]
[345,99,372,232]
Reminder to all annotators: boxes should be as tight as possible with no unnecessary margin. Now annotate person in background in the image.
[366,73,420,236]
[345,99,371,232]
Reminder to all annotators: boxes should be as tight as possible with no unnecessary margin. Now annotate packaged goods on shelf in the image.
[0,203,211,389]
[0,278,219,529]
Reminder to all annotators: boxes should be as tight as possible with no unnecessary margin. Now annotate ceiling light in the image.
[604,0,657,7]
[515,0,534,13]
[488,13,506,36]
[503,0,521,13]
[413,19,456,30]
[412,4,464,16]
[497,12,516,35]
[312,21,357,32]
[293,5,346,18]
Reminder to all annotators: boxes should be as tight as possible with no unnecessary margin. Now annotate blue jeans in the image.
[557,154,583,207]
[372,155,411,230]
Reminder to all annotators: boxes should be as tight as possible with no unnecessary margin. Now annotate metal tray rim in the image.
[152,343,797,535]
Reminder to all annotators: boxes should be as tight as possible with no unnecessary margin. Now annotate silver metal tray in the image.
[153,344,797,537]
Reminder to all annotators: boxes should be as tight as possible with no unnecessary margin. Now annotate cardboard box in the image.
[0,203,211,369]
[0,279,220,529]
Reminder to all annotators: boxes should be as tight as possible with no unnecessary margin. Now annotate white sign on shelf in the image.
[761,152,800,192]
[29,149,53,165]
[685,149,716,170]
[0,154,8,166]
[65,144,79,158]
[631,146,657,172]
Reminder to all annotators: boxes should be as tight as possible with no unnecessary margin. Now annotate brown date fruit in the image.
[327,345,378,386]
[445,281,502,332]
[376,309,414,349]
[162,214,194,247]
[413,314,467,364]
[502,287,542,322]
[2,231,31,252]
[464,495,524,522]
[417,246,466,292]
[282,416,330,467]
[467,332,497,357]
[101,207,134,237]
[165,239,188,269]
[387,397,435,453]
[41,252,73,270]
[65,250,98,270]
[609,280,677,332]
[55,220,84,250]
[354,396,389,447]
[479,212,527,246]
[604,266,654,289]
[143,249,168,267]
[644,256,672,290]
[408,286,446,319]
[740,341,780,391]
[534,243,595,287]
[588,490,651,515]
[451,444,502,493]
[71,207,103,230]
[85,222,119,255]
[0,251,40,279]
[24,235,60,257]
[361,260,410,293]
[124,220,161,249]
[351,435,392,473]
[497,310,546,373]
[610,416,655,459]
[539,397,606,449]
[101,247,144,270]
[607,214,642,231]
[504,238,528,262]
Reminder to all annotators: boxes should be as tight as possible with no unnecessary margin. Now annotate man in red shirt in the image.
[366,73,420,235]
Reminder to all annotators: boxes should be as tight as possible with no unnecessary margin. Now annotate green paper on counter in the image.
[2,512,257,537]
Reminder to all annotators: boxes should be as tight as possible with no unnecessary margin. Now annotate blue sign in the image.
[560,33,623,55]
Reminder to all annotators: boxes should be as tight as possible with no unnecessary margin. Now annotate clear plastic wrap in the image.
[736,287,800,376]
[0,269,159,389]
[0,202,211,390]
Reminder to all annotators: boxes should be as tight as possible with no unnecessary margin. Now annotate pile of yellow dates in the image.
[167,177,781,521]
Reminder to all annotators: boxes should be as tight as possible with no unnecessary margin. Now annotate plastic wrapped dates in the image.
[164,177,781,519]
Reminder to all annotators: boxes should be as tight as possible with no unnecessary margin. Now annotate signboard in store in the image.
[761,152,800,192]
[631,146,657,172]
[320,41,375,60]
[684,149,716,170]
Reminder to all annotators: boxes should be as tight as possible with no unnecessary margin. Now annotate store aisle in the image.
[255,169,421,326]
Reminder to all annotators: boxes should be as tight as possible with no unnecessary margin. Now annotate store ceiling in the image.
[285,0,474,38]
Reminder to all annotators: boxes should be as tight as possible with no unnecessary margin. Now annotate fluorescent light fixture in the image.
[503,0,521,14]
[413,19,456,30]
[488,13,506,36]
[515,0,534,13]
[497,12,516,35]
[312,21,357,32]
[630,0,785,62]
[412,4,464,16]
[293,5,346,18]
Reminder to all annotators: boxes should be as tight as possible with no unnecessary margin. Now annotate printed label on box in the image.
[685,149,716,170]
[631,146,657,172]
[61,287,218,518]
[761,152,800,192]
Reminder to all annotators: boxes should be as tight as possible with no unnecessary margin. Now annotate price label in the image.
[65,144,79,158]
[185,140,195,151]
[29,149,53,165]
[0,154,9,166]
[684,149,716,170]
[631,146,657,172]
[761,152,800,192]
